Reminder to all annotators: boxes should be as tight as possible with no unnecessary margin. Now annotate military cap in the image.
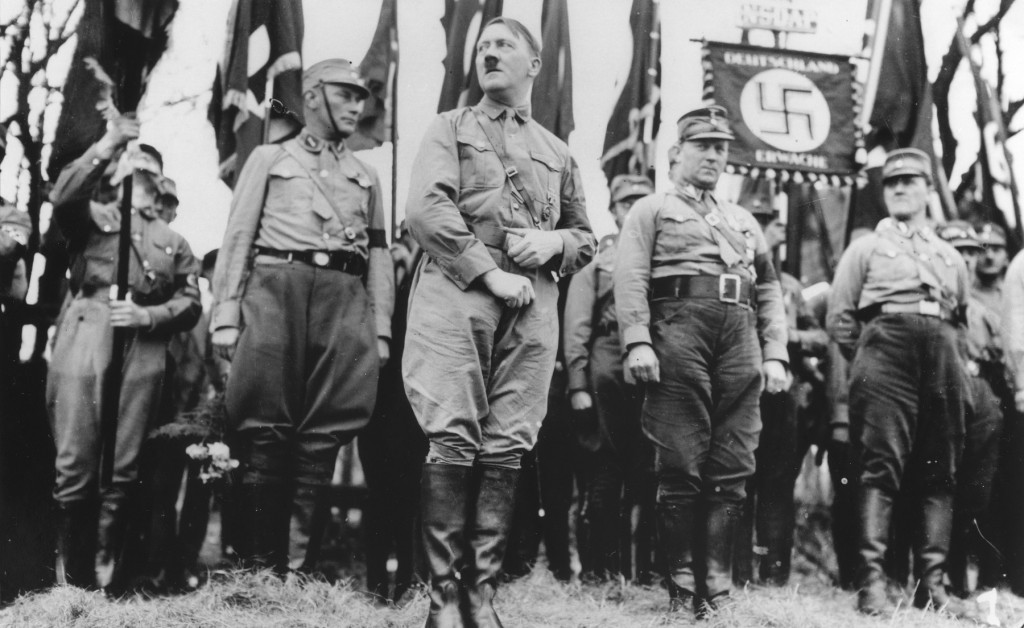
[159,176,179,203]
[0,205,32,246]
[610,174,654,203]
[302,59,369,98]
[676,105,735,142]
[882,148,931,183]
[978,222,1007,247]
[936,220,982,251]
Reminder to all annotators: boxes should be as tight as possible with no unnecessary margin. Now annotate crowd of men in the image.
[3,15,1024,626]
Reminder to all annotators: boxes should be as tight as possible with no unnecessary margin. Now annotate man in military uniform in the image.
[827,148,970,615]
[733,203,829,587]
[47,120,201,589]
[973,222,1008,315]
[211,59,395,574]
[403,18,594,627]
[614,105,789,618]
[564,174,656,581]
[935,221,1005,595]
[156,177,179,224]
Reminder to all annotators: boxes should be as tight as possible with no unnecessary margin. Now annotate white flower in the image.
[207,442,231,460]
[185,444,209,460]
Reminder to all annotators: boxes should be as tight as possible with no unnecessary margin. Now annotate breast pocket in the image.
[457,131,504,189]
[866,246,917,285]
[657,212,703,251]
[266,161,313,211]
[530,151,562,226]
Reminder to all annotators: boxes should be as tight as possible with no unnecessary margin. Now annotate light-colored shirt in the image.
[211,129,394,339]
[827,218,969,358]
[563,234,618,392]
[1002,251,1024,391]
[612,185,789,364]
[404,96,595,290]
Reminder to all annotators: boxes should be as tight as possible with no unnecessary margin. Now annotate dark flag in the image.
[853,0,953,231]
[599,0,660,184]
[349,0,399,151]
[437,0,503,113]
[209,0,304,186]
[530,0,574,142]
[49,0,178,179]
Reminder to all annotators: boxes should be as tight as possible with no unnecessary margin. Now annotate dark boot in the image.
[55,500,97,588]
[96,498,129,593]
[856,487,896,616]
[237,483,290,573]
[288,483,332,575]
[421,463,471,628]
[658,501,697,615]
[698,501,739,619]
[732,487,755,586]
[464,465,519,628]
[913,493,967,616]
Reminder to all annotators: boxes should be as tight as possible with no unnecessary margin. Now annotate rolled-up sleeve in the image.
[211,146,274,331]
[563,262,597,391]
[365,168,395,340]
[614,197,657,348]
[406,115,497,290]
[550,156,595,276]
[827,238,870,361]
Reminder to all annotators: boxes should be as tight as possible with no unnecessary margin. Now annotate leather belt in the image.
[861,300,954,322]
[651,274,754,307]
[255,247,367,277]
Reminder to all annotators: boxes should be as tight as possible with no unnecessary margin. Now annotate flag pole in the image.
[262,74,276,145]
[390,28,399,241]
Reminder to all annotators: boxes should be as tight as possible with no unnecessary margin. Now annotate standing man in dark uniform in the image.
[564,174,656,582]
[211,59,395,574]
[827,148,970,616]
[403,17,594,627]
[973,222,1008,315]
[47,121,201,589]
[615,105,789,618]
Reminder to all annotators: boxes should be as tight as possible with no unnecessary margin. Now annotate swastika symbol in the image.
[739,68,831,152]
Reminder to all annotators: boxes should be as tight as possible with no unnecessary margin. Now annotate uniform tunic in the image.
[48,144,201,504]
[403,96,595,467]
[827,218,970,496]
[211,129,395,485]
[613,185,788,506]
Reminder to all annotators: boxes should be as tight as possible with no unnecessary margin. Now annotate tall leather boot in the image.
[96,498,129,594]
[658,501,697,614]
[464,465,519,628]
[288,483,332,575]
[856,486,895,615]
[732,487,755,586]
[699,501,739,619]
[421,463,471,628]
[55,500,97,588]
[913,493,967,616]
[237,483,290,573]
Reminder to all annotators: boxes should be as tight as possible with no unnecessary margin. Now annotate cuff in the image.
[212,300,240,330]
[146,305,170,331]
[555,231,577,276]
[440,241,499,290]
[761,341,790,365]
[622,324,651,348]
[375,312,392,341]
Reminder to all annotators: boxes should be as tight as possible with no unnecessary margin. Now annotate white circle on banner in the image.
[739,69,831,153]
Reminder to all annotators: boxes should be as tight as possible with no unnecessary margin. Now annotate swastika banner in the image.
[702,41,859,179]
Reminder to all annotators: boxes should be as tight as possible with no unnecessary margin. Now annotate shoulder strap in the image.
[279,142,354,233]
[471,108,541,228]
[668,190,750,261]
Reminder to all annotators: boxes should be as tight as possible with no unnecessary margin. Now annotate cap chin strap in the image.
[319,82,343,139]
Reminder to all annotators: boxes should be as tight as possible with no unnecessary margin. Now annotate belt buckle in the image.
[919,300,941,317]
[719,274,741,304]
[312,252,330,267]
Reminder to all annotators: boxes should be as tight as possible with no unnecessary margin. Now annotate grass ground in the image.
[2,565,1023,628]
